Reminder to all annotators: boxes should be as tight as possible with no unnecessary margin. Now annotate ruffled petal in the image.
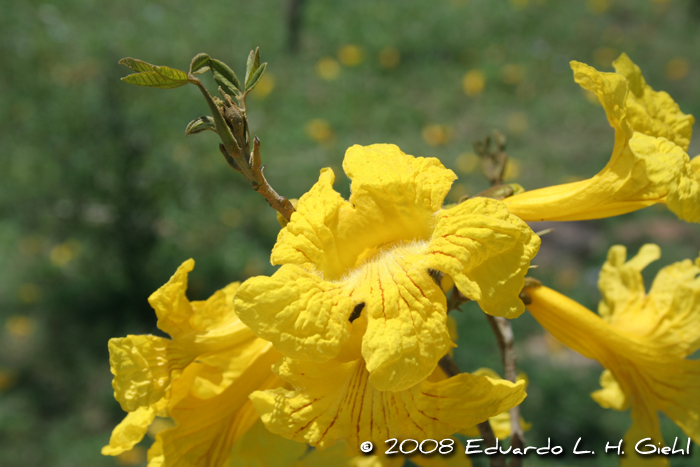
[271,145,456,281]
[632,135,700,223]
[250,357,526,452]
[613,53,694,151]
[571,60,629,135]
[149,259,197,340]
[342,143,456,228]
[234,264,356,363]
[188,337,276,399]
[590,370,630,411]
[152,342,282,467]
[598,244,660,326]
[238,242,455,392]
[598,244,700,356]
[102,405,160,456]
[427,198,540,318]
[647,260,700,356]
[692,156,700,179]
[108,335,171,412]
[271,168,350,277]
[358,243,451,391]
[188,282,242,340]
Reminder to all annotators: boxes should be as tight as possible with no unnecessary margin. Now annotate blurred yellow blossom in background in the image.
[501,64,525,84]
[587,0,611,14]
[50,240,80,267]
[379,46,400,69]
[666,57,689,80]
[509,0,529,10]
[455,152,479,174]
[422,124,453,146]
[250,72,275,99]
[337,44,364,67]
[503,158,522,181]
[506,112,529,135]
[0,370,16,391]
[315,57,340,80]
[304,118,334,144]
[6,315,36,338]
[462,69,485,96]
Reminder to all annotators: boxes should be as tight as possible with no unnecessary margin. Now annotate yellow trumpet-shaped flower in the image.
[249,351,526,453]
[526,245,700,467]
[504,54,700,223]
[102,259,282,467]
[235,144,540,392]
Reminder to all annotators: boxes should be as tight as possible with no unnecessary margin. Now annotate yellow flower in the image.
[235,144,540,392]
[526,245,700,467]
[229,422,473,467]
[102,260,282,467]
[504,54,700,223]
[459,368,531,439]
[250,354,525,453]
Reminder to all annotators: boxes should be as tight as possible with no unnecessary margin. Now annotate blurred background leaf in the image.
[1,1,699,466]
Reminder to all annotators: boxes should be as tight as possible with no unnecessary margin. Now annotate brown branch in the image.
[247,137,296,220]
[439,354,506,467]
[485,315,525,467]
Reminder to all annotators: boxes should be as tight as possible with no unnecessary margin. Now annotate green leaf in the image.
[245,62,267,91]
[210,59,241,96]
[121,72,188,89]
[153,65,189,82]
[245,47,260,86]
[185,116,217,136]
[118,57,157,73]
[119,58,190,89]
[190,53,211,75]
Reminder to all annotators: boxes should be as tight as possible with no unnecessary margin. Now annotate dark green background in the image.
[1,1,700,466]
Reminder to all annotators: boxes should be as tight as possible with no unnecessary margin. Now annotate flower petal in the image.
[151,342,282,467]
[571,59,629,135]
[271,145,456,280]
[149,259,197,340]
[358,244,452,391]
[101,405,160,456]
[342,143,456,220]
[234,264,356,363]
[598,244,700,357]
[692,156,700,179]
[427,198,540,318]
[271,168,350,277]
[613,53,694,152]
[598,244,660,326]
[590,369,629,411]
[250,357,526,452]
[108,335,171,412]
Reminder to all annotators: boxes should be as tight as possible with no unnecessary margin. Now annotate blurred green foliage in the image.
[1,0,700,466]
